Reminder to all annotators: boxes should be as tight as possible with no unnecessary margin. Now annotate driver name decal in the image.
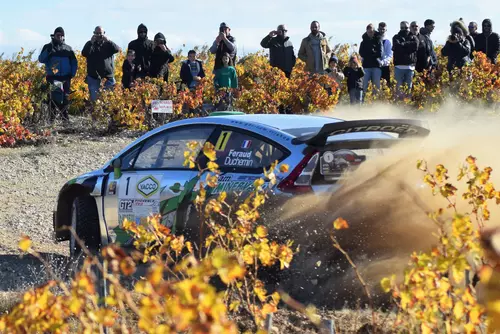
[224,149,253,167]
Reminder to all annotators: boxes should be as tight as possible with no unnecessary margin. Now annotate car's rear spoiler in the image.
[291,119,430,146]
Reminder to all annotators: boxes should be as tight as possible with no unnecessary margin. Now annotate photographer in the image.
[149,33,175,83]
[37,27,78,121]
[260,24,296,78]
[441,26,471,74]
[82,26,121,102]
[210,22,237,71]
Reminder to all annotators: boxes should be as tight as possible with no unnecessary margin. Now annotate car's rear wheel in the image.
[70,196,101,258]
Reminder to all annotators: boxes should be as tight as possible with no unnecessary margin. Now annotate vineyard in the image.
[1,44,500,147]
[2,43,500,333]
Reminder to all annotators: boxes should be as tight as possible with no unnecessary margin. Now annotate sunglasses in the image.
[138,31,147,34]
[278,29,288,32]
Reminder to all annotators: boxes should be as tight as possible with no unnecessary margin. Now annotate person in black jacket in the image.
[343,54,365,105]
[442,26,471,74]
[149,33,175,83]
[210,22,237,71]
[122,50,138,89]
[392,21,419,93]
[416,19,438,73]
[474,19,500,64]
[450,20,475,60]
[260,24,296,78]
[180,50,206,89]
[359,23,383,94]
[82,26,121,101]
[127,24,154,79]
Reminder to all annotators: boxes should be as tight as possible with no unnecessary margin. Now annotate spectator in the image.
[325,55,345,92]
[343,54,365,105]
[214,52,238,89]
[260,24,296,78]
[148,33,175,83]
[469,21,479,59]
[180,50,206,89]
[451,19,475,59]
[378,22,393,88]
[412,21,426,73]
[82,26,121,102]
[38,27,78,122]
[417,19,438,73]
[442,26,471,73]
[127,24,154,79]
[210,22,237,71]
[298,21,332,74]
[359,23,383,94]
[392,21,419,94]
[474,19,500,64]
[122,50,138,89]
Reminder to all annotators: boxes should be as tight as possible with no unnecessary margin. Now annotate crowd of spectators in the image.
[38,18,500,110]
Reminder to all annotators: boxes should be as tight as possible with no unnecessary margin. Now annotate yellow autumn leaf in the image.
[18,235,32,252]
[333,217,349,230]
[256,225,268,238]
[453,301,465,320]
[279,164,289,173]
[380,277,392,293]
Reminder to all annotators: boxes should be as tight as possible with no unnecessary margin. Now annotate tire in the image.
[69,196,108,308]
[70,196,101,258]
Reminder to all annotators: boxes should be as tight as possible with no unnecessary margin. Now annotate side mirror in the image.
[112,158,122,179]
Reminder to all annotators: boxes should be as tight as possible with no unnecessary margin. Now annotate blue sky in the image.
[0,0,498,59]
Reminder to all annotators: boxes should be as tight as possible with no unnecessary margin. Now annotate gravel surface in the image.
[0,133,134,292]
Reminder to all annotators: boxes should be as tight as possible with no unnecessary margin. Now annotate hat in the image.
[329,55,339,63]
[137,23,148,33]
[154,32,166,42]
[483,19,492,26]
[54,27,65,35]
[220,22,229,29]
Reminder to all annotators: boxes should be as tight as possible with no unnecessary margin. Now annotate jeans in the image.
[363,67,382,92]
[349,88,363,105]
[87,76,116,102]
[394,68,415,92]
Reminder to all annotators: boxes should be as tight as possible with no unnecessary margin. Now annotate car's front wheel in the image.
[69,196,101,258]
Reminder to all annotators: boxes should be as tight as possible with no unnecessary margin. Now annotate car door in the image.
[103,124,216,245]
[206,125,290,199]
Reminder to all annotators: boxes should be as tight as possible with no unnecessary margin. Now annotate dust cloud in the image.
[263,99,500,309]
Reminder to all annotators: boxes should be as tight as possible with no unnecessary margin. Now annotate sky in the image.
[0,0,499,59]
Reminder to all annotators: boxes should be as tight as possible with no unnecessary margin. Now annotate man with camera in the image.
[210,22,237,71]
[260,24,296,78]
[441,26,471,74]
[148,32,175,83]
[82,26,121,102]
[38,27,78,121]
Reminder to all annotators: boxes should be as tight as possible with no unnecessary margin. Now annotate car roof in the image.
[205,114,345,130]
[204,114,395,141]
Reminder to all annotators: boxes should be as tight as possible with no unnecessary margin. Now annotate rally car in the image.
[52,112,430,257]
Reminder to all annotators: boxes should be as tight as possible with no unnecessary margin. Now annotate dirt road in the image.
[0,133,132,294]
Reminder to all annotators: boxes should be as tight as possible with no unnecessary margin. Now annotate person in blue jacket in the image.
[38,27,78,120]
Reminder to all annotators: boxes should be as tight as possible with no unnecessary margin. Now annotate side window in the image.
[214,129,285,171]
[121,145,141,170]
[133,126,214,169]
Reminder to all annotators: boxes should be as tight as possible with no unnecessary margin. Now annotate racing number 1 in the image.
[215,131,232,151]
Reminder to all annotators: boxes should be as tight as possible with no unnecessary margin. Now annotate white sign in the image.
[151,100,173,114]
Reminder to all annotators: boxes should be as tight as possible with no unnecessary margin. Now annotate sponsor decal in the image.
[119,199,134,212]
[208,175,271,195]
[108,181,117,195]
[241,140,252,149]
[328,124,420,136]
[136,176,160,198]
[320,150,365,178]
[224,149,254,167]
